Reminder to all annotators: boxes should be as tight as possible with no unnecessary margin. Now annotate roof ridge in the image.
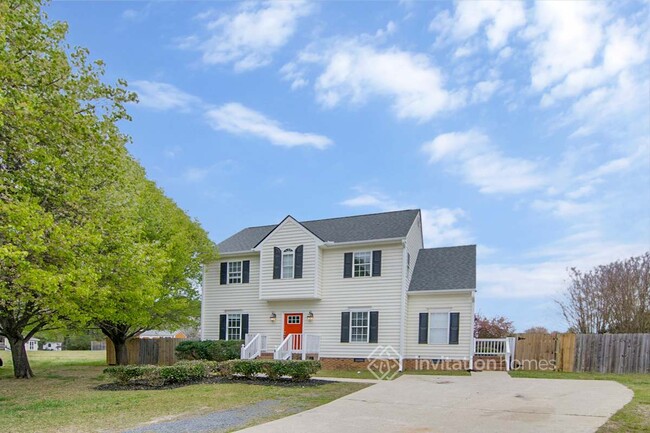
[420,244,477,251]
[301,208,420,224]
[231,209,420,232]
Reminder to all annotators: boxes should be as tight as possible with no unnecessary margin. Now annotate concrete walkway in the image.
[237,372,633,433]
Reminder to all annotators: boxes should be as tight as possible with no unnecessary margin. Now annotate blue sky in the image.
[47,0,650,331]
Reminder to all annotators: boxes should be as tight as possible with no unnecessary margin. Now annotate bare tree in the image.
[523,326,549,334]
[557,253,650,333]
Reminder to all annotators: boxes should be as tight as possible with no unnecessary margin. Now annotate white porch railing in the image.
[274,334,293,360]
[241,333,267,360]
[474,337,516,371]
[274,333,321,360]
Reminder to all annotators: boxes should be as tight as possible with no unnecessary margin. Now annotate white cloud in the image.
[182,1,313,71]
[422,130,546,194]
[131,81,202,112]
[431,1,526,50]
[299,39,465,121]
[528,1,608,91]
[481,232,649,299]
[471,80,502,103]
[205,103,332,149]
[421,208,471,247]
[340,190,471,247]
[183,167,210,183]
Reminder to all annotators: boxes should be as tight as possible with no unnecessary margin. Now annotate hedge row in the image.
[104,360,217,386]
[220,359,321,381]
[175,340,242,362]
[103,359,321,386]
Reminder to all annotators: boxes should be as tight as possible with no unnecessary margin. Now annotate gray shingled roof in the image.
[408,245,476,291]
[218,209,420,253]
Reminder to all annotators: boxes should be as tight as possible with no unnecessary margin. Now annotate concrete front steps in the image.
[473,355,507,371]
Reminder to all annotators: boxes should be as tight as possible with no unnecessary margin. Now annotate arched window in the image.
[282,248,294,279]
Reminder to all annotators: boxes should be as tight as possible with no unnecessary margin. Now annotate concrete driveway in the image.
[237,372,633,433]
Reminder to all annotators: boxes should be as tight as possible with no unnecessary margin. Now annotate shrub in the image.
[103,365,158,385]
[219,360,321,381]
[104,361,218,386]
[175,340,242,361]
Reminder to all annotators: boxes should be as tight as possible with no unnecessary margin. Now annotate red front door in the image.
[284,313,303,350]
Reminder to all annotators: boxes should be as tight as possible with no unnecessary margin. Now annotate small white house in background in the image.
[43,342,63,351]
[137,330,188,339]
[2,337,39,351]
[202,209,477,371]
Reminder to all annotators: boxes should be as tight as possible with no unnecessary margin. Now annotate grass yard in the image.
[0,351,368,433]
[510,370,650,433]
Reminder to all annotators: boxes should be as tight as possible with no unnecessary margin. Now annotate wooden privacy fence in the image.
[513,333,649,373]
[106,338,184,365]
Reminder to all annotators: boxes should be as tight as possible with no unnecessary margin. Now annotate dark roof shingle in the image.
[408,245,476,291]
[218,209,420,253]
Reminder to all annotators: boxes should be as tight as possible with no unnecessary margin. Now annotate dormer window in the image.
[282,248,294,279]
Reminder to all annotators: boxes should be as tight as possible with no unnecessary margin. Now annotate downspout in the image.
[470,290,476,370]
[398,239,407,371]
[200,264,206,341]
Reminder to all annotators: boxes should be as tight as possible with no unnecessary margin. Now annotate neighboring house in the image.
[202,209,476,371]
[2,337,39,351]
[137,330,187,339]
[43,342,63,351]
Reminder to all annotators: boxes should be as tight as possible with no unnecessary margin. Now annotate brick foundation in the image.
[319,357,470,371]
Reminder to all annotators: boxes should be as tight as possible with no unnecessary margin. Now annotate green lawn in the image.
[0,351,368,433]
[509,370,650,433]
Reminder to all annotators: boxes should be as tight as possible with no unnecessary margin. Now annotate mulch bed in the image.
[95,376,330,391]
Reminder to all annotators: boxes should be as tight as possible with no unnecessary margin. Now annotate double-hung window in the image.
[353,252,371,277]
[227,261,242,284]
[227,313,242,341]
[429,312,449,344]
[282,248,294,279]
[350,311,369,342]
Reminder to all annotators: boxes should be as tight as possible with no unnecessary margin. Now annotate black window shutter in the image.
[449,312,460,345]
[418,313,429,344]
[219,314,227,340]
[241,314,249,340]
[372,250,382,276]
[273,247,281,279]
[343,252,353,278]
[294,245,303,279]
[340,312,350,343]
[242,260,250,284]
[369,311,379,343]
[220,262,227,285]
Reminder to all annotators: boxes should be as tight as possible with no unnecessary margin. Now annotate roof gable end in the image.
[253,215,324,250]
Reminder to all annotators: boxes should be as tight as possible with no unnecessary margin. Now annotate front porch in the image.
[241,333,321,361]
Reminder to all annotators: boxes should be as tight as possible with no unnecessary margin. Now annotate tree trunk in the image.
[113,339,129,365]
[9,337,34,378]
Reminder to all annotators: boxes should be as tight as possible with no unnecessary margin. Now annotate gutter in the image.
[407,288,476,295]
[320,237,405,248]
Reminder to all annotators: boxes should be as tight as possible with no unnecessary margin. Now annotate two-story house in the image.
[201,209,476,371]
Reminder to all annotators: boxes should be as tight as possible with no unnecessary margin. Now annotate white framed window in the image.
[227,313,242,340]
[350,311,369,342]
[429,312,449,344]
[227,261,242,284]
[353,251,371,277]
[282,248,294,279]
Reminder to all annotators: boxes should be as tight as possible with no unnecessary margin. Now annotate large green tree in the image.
[0,0,135,378]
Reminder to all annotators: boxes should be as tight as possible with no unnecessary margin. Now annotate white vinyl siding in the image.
[259,218,319,300]
[405,292,474,360]
[202,240,406,358]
